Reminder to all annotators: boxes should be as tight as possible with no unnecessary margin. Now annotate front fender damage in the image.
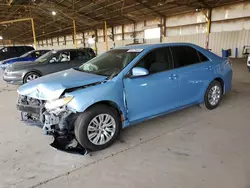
[17,95,89,155]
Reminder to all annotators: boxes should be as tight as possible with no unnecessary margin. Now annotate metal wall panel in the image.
[209,30,250,57]
[212,2,250,21]
[114,26,122,34]
[146,19,160,26]
[124,24,134,32]
[167,24,207,36]
[36,1,250,56]
[166,12,207,27]
[135,21,144,31]
[166,34,207,48]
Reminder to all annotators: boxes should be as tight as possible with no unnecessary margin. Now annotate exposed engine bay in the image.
[17,95,88,154]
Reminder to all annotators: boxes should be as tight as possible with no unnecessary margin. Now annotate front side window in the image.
[36,50,58,63]
[135,47,173,74]
[77,49,141,76]
[171,46,200,68]
[58,51,70,62]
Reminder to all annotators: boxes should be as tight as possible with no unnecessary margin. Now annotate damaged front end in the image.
[17,95,88,154]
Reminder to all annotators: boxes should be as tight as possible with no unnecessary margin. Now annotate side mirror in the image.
[131,67,149,77]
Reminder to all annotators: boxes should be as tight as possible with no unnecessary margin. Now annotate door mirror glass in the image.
[131,67,149,77]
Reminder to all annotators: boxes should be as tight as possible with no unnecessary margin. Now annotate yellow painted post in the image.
[202,9,211,49]
[73,19,77,48]
[0,18,37,48]
[30,18,37,49]
[104,21,108,51]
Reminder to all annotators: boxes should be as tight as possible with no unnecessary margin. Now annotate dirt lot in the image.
[0,59,250,188]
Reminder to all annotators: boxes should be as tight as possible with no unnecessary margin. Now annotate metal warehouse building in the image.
[0,1,249,57]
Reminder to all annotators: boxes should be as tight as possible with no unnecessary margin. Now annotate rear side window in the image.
[71,51,89,61]
[9,47,18,53]
[171,46,201,68]
[25,46,34,52]
[17,47,26,53]
[198,51,209,62]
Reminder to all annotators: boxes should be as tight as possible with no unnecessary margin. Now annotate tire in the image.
[23,72,40,83]
[204,80,223,110]
[74,104,121,151]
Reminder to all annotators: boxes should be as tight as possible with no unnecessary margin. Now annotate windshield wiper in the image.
[74,67,106,76]
[107,69,120,80]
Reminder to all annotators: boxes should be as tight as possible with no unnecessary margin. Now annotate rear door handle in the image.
[169,74,178,80]
[206,65,212,71]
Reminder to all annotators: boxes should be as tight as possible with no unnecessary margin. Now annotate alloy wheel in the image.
[208,85,221,106]
[87,114,116,145]
[26,74,39,82]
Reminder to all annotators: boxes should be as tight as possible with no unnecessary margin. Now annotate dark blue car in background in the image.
[0,50,50,70]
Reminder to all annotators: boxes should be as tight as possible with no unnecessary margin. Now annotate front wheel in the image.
[74,104,121,151]
[23,72,40,83]
[204,80,223,110]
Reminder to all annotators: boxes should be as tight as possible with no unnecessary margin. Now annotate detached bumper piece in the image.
[50,134,89,155]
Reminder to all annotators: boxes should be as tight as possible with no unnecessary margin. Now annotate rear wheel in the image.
[23,72,40,83]
[204,80,223,110]
[74,104,121,151]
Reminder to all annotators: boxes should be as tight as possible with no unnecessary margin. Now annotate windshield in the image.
[77,49,141,76]
[35,50,56,63]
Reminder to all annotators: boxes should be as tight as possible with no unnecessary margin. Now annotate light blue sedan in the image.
[16,43,233,151]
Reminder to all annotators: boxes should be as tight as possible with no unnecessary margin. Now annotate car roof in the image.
[35,49,50,51]
[116,43,201,50]
[29,49,50,52]
[53,49,83,52]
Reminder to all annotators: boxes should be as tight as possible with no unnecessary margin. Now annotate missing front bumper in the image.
[16,95,90,154]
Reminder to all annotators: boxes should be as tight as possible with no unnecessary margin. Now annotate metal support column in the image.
[30,18,37,49]
[94,29,98,55]
[202,9,212,49]
[160,17,166,43]
[73,20,77,48]
[104,21,108,51]
[133,22,136,43]
[122,24,124,40]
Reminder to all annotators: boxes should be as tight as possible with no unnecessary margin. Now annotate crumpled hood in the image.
[17,68,107,101]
